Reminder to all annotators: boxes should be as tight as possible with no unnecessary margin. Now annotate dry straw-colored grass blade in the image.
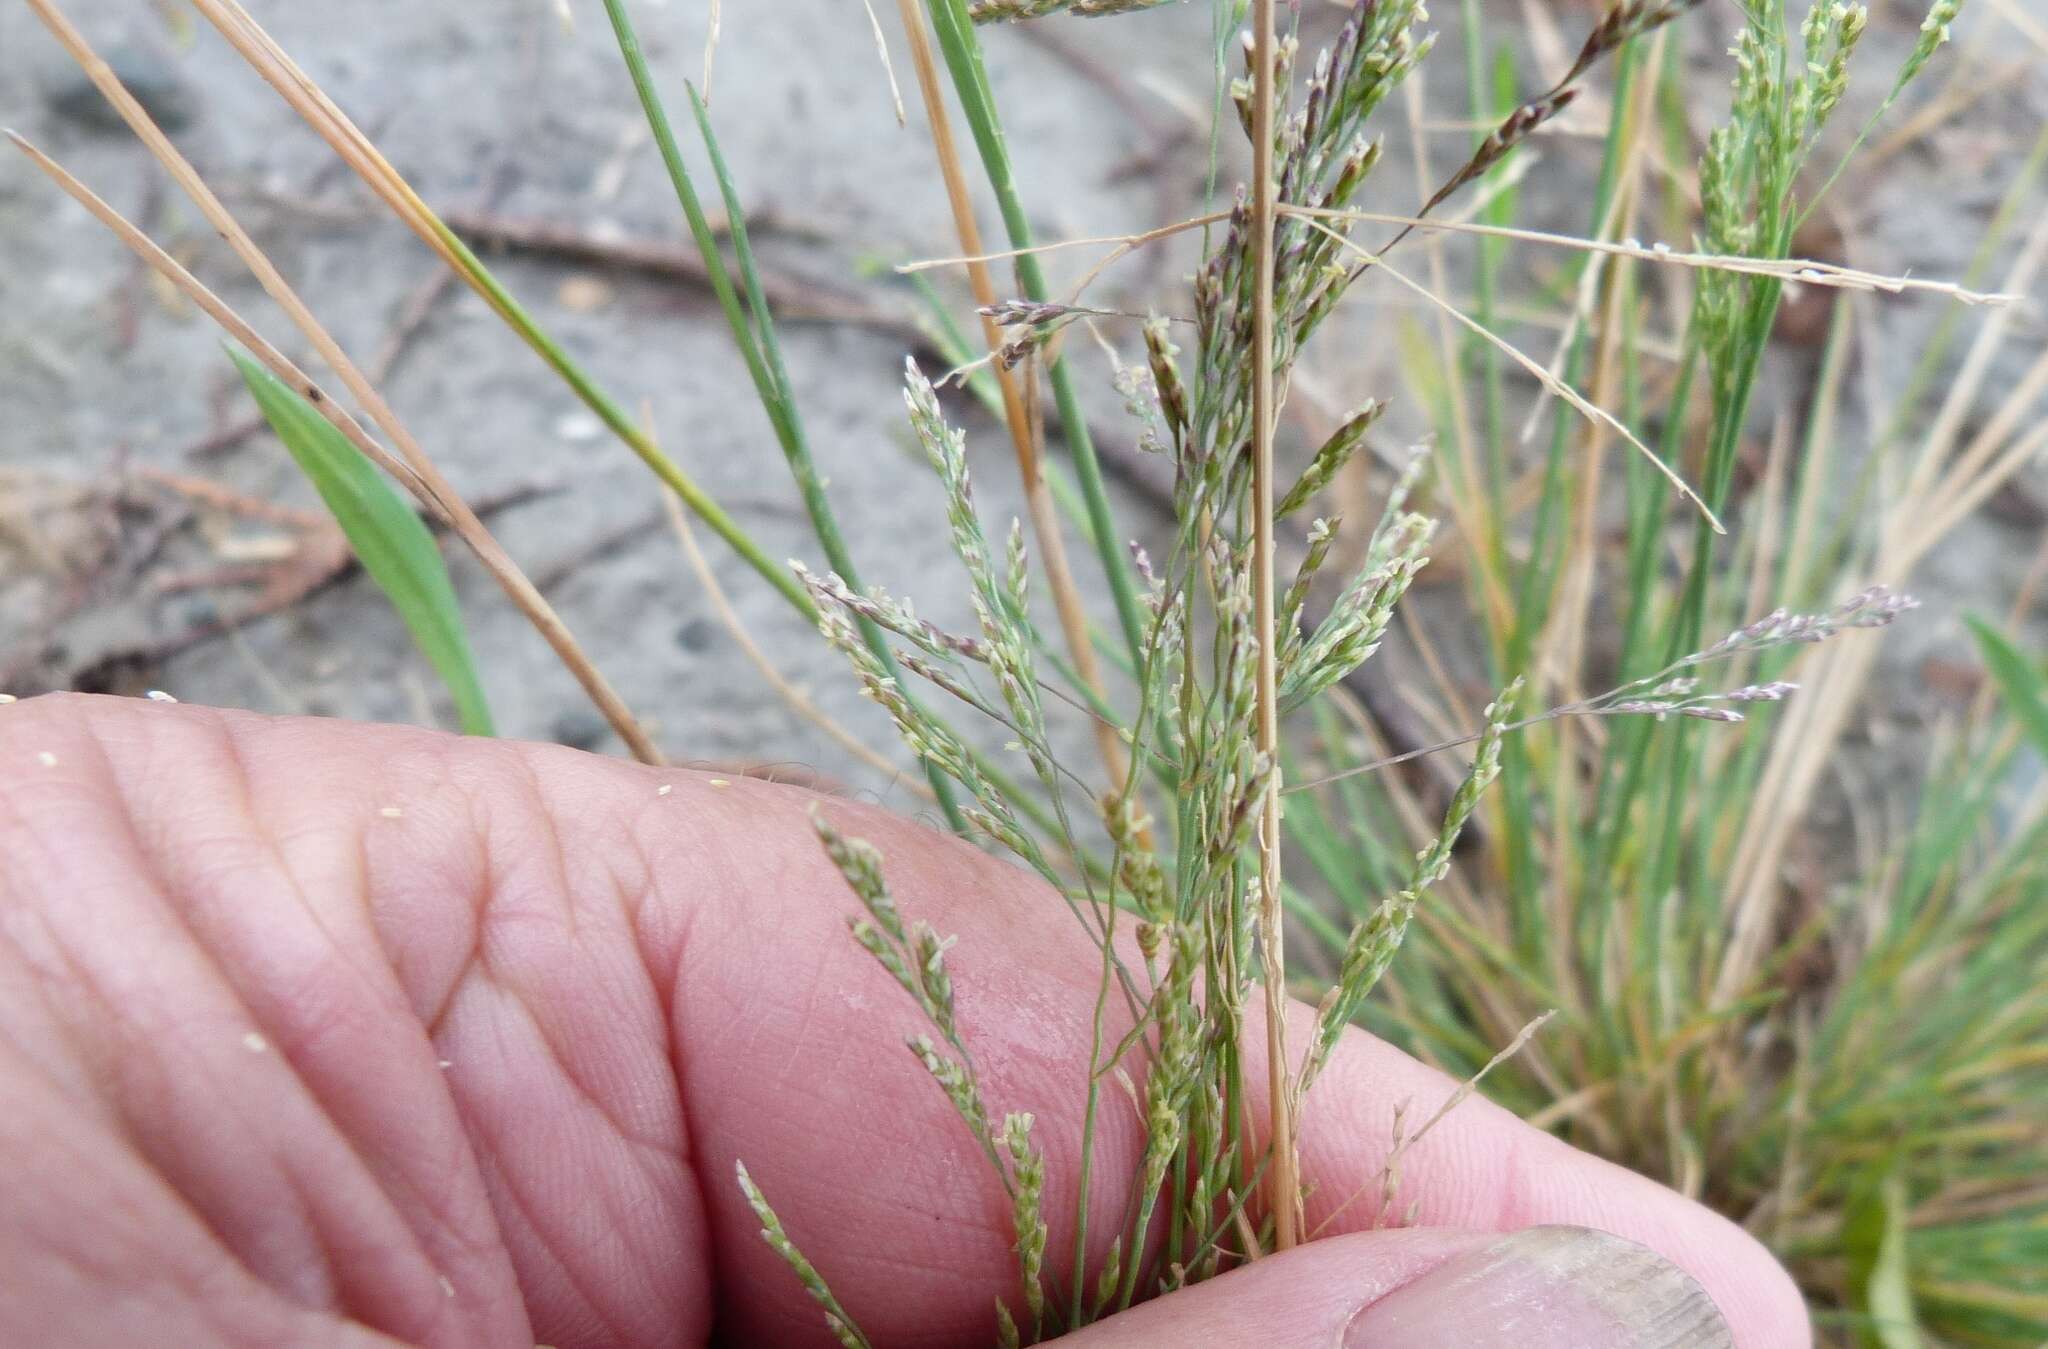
[1300,216,1727,533]
[16,0,663,762]
[1713,203,2048,1007]
[891,0,1141,829]
[179,0,810,625]
[1246,0,1301,1252]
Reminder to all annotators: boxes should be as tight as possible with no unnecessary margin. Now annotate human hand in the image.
[0,695,1804,1346]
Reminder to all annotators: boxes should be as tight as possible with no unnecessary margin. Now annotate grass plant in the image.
[13,0,2039,1342]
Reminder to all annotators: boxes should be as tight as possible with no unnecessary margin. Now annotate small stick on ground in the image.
[437,207,931,343]
[42,475,554,693]
[529,506,666,594]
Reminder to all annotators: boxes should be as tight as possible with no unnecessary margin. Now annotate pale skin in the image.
[0,694,1808,1347]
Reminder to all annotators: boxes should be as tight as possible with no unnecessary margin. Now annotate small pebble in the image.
[552,709,609,752]
[243,1031,269,1053]
[36,751,58,768]
[553,411,604,444]
[45,47,199,133]
[145,689,178,703]
[556,274,614,313]
[674,618,716,653]
[657,783,674,797]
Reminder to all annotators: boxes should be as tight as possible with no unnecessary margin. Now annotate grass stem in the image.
[1247,0,1298,1252]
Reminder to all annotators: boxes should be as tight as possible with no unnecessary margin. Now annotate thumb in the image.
[1066,1226,1735,1348]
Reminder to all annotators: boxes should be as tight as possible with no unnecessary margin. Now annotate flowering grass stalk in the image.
[21,0,2019,1342]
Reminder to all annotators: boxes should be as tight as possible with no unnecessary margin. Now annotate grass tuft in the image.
[24,0,2034,1342]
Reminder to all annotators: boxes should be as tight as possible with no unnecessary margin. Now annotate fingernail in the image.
[1343,1226,1733,1348]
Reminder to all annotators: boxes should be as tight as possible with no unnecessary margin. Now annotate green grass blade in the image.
[1844,1171,1926,1349]
[229,348,494,737]
[922,0,1148,670]
[415,210,810,618]
[1966,616,2048,757]
[597,0,970,831]
[682,83,869,607]
[598,0,784,431]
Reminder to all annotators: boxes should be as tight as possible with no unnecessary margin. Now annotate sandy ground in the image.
[2,0,2042,814]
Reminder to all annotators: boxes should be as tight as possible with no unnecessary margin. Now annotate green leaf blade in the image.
[1844,1171,1926,1349]
[228,348,495,737]
[1966,614,2048,758]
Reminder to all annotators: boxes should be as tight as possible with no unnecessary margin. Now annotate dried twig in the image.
[528,506,666,595]
[34,475,553,693]
[438,207,931,341]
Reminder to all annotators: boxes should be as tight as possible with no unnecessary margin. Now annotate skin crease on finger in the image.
[0,694,1810,1349]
